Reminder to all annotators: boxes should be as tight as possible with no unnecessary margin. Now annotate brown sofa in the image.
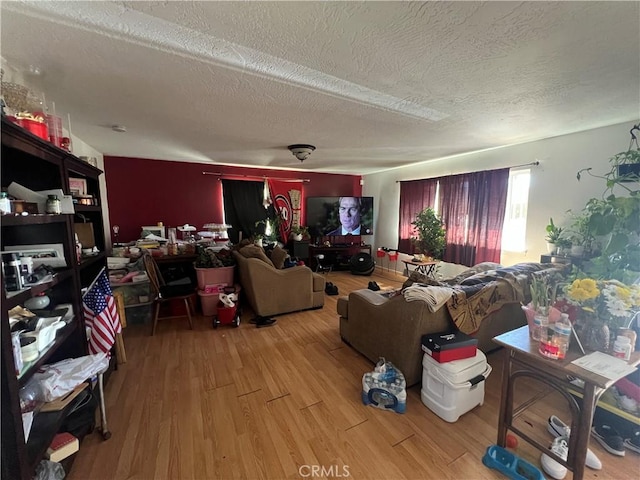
[337,262,566,386]
[233,247,325,317]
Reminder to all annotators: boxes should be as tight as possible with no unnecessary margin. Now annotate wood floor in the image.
[69,269,639,480]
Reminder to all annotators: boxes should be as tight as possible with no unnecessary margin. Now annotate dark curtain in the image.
[398,179,438,253]
[221,180,268,244]
[469,169,509,263]
[439,168,509,266]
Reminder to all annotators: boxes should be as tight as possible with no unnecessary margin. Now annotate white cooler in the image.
[420,350,492,422]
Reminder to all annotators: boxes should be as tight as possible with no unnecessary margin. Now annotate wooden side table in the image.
[401,259,437,277]
[493,326,640,480]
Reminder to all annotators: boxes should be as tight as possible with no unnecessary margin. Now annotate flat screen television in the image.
[306,196,373,236]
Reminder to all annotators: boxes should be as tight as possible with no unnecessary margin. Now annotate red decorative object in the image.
[15,117,48,141]
[60,137,72,151]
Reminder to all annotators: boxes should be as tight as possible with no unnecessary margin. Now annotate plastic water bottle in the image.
[532,313,548,341]
[553,313,572,360]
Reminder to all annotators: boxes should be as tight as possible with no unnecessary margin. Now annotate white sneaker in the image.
[547,415,602,470]
[541,435,569,480]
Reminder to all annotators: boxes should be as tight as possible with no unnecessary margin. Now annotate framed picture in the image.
[4,244,67,268]
[68,177,87,197]
[141,225,166,239]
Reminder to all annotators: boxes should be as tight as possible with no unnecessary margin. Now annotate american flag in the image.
[83,270,121,356]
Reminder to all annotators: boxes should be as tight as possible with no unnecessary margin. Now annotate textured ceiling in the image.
[1,1,639,174]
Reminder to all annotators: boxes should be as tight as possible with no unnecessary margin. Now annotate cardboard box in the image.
[421,331,478,363]
[74,223,96,248]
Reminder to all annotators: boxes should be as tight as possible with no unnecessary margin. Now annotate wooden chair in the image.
[143,253,195,335]
[113,290,127,364]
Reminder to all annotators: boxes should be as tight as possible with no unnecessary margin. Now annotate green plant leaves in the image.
[411,207,446,259]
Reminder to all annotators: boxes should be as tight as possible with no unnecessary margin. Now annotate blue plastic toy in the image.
[482,445,546,480]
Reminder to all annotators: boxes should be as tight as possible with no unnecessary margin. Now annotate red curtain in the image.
[398,169,509,265]
[439,169,509,266]
[267,179,303,241]
[398,179,438,253]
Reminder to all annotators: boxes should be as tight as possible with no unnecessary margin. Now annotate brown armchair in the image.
[232,246,325,317]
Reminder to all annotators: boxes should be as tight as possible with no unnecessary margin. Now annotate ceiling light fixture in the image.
[288,144,316,162]
[111,125,127,133]
[27,65,43,76]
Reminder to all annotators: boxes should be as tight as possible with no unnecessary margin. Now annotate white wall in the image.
[363,121,635,266]
[70,138,110,249]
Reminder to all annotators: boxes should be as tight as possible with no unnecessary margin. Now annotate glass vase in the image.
[575,313,610,352]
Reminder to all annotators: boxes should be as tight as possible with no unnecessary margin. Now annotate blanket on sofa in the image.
[403,285,456,312]
[403,262,566,335]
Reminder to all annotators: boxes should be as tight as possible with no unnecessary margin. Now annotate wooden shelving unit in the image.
[1,117,107,480]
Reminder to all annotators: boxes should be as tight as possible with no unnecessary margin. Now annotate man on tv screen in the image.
[327,197,362,235]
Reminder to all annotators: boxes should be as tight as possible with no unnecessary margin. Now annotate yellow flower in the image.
[567,278,600,302]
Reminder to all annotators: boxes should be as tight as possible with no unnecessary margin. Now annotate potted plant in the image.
[255,210,285,246]
[194,244,236,290]
[566,211,594,257]
[544,218,563,254]
[612,148,640,182]
[555,237,572,256]
[253,233,265,247]
[290,225,309,241]
[410,207,446,260]
[577,124,640,190]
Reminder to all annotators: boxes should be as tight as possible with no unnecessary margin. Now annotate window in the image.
[501,169,531,252]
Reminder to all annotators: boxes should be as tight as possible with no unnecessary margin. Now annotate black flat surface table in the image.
[493,326,640,480]
[308,244,372,270]
[401,260,438,277]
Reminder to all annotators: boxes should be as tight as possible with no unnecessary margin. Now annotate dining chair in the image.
[143,253,195,335]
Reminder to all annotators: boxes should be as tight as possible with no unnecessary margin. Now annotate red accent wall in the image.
[104,156,362,242]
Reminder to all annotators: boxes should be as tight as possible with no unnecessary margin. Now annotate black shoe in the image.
[368,281,380,291]
[256,317,277,328]
[592,424,625,456]
[325,282,339,295]
[624,429,640,454]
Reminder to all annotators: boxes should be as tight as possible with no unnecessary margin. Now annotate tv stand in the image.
[308,244,372,271]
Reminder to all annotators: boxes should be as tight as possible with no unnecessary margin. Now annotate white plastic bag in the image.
[218,292,237,308]
[32,353,109,402]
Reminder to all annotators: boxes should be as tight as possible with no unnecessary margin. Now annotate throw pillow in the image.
[239,244,275,268]
[270,246,288,269]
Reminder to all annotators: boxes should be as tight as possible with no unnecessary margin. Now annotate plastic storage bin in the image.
[198,290,219,316]
[420,350,491,422]
[126,304,153,325]
[195,266,234,291]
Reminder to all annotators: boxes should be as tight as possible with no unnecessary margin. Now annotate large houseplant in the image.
[574,123,640,282]
[411,207,446,260]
